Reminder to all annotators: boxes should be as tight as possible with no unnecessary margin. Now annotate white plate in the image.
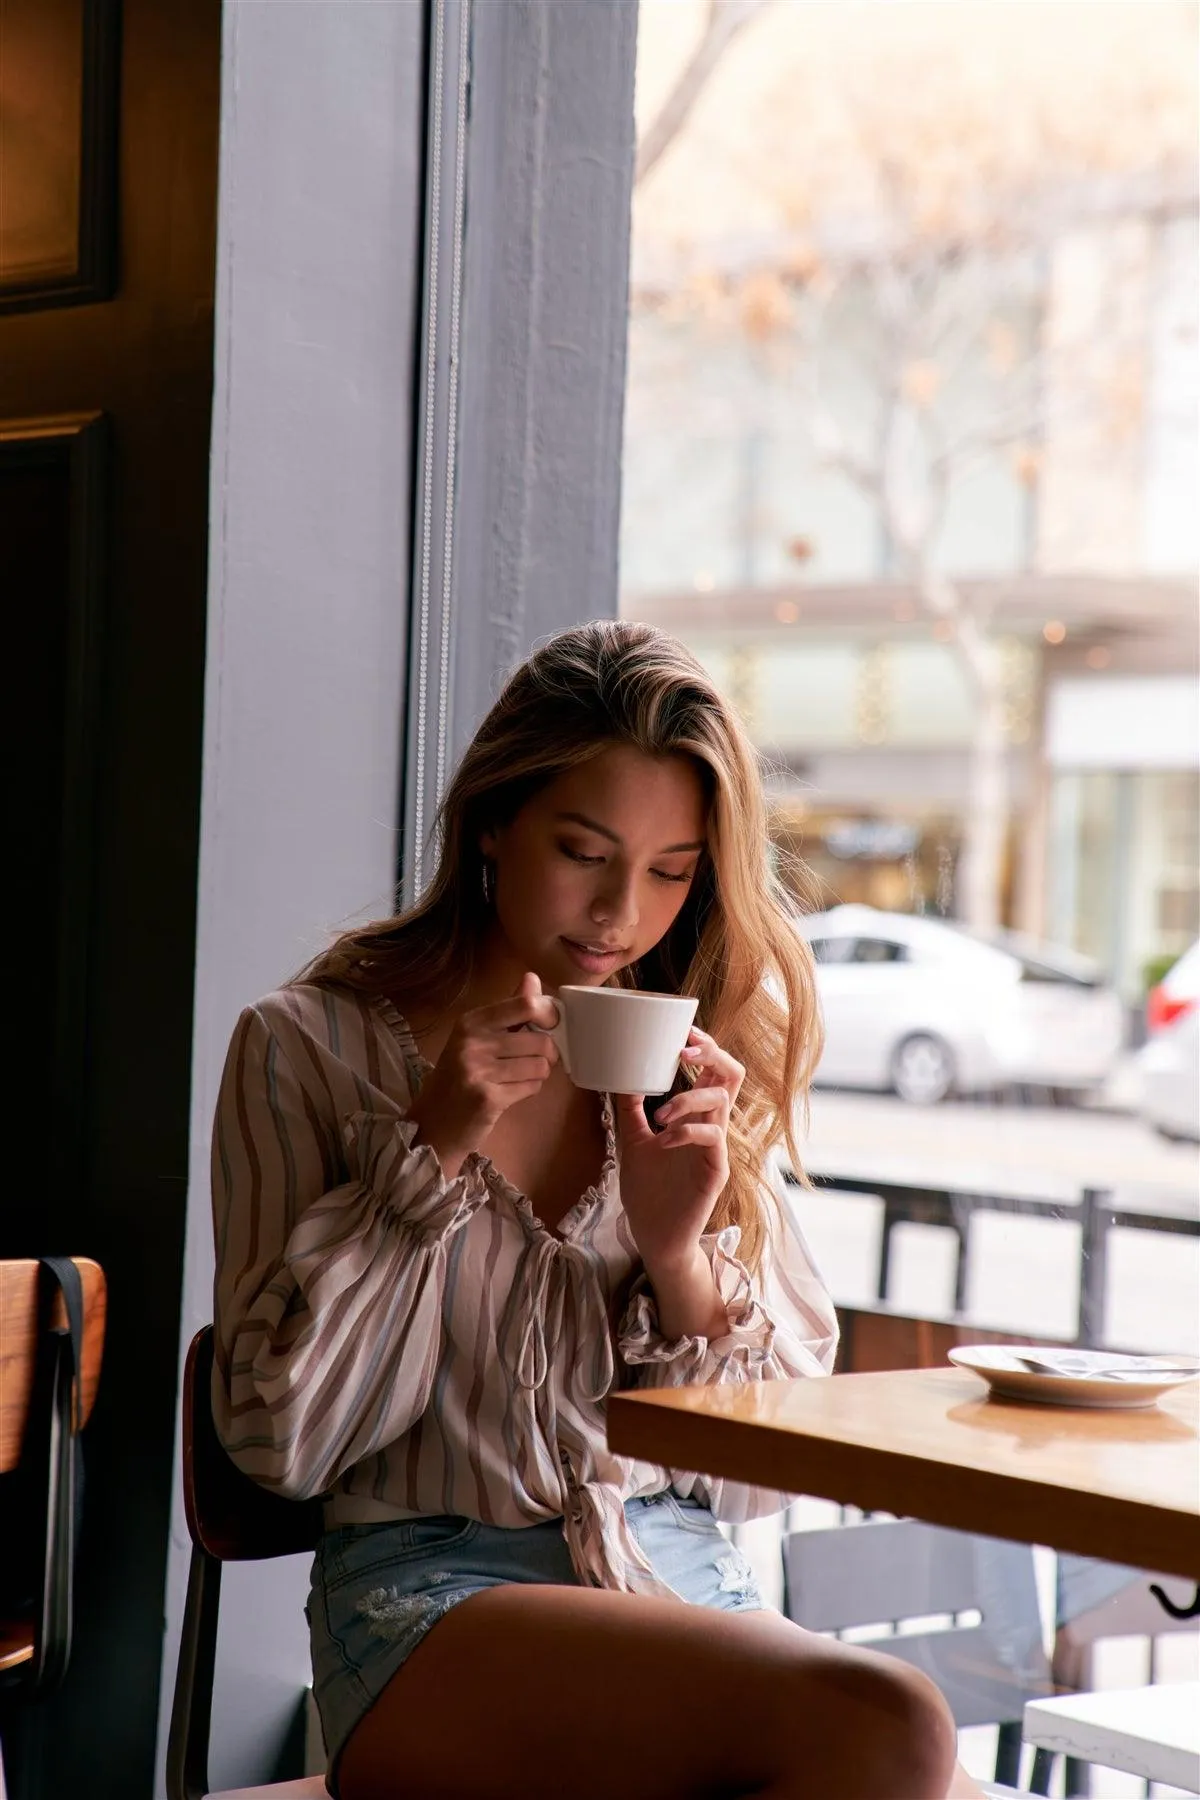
[948,1345,1200,1410]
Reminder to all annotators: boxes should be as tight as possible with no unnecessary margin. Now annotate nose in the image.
[590,864,638,936]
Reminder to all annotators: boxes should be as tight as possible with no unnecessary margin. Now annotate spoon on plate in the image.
[1012,1352,1198,1380]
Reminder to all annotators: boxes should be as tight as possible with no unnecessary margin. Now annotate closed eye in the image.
[561,844,692,884]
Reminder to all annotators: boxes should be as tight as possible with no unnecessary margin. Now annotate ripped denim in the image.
[307,1494,764,1793]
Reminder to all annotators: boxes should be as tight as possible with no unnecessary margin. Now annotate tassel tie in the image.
[504,1235,615,1405]
[559,1461,675,1599]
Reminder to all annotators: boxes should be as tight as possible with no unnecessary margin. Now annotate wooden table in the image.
[607,1367,1200,1581]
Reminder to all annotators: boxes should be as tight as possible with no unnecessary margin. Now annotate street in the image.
[788,1089,1200,1356]
[804,1085,1200,1194]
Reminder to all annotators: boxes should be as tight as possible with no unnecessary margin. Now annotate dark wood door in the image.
[0,0,222,1791]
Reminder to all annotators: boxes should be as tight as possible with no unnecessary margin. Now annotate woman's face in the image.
[480,744,708,989]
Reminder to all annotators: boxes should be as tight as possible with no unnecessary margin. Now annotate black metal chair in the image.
[166,1326,325,1800]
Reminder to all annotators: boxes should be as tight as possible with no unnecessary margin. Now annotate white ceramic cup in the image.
[533,986,699,1095]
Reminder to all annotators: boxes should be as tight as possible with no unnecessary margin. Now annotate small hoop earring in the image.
[481,859,494,905]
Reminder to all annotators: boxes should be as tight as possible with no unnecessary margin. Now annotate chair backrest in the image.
[183,1328,321,1562]
[0,1257,107,1693]
[784,1519,1051,1728]
[0,1258,106,1474]
[170,1332,325,1800]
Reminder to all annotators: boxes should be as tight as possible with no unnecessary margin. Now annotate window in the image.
[851,938,908,965]
[623,0,1199,1477]
[808,937,855,964]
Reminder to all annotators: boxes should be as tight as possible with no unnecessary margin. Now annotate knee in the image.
[842,1653,959,1798]
[766,1646,957,1800]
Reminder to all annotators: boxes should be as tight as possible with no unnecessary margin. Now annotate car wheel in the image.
[891,1033,956,1105]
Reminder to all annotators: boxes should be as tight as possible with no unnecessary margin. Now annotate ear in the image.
[479,825,498,858]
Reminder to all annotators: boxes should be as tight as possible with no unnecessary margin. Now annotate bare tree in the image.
[635,0,772,188]
[790,242,1062,933]
[766,200,1191,931]
[630,8,1197,930]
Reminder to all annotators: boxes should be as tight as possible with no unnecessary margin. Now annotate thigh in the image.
[336,1583,953,1800]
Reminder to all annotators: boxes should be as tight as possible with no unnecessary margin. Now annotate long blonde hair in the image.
[300,620,821,1272]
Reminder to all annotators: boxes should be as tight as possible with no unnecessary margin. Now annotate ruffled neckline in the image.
[369,992,618,1243]
[371,992,435,1080]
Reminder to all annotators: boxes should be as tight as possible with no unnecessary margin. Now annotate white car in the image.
[1137,942,1200,1142]
[797,904,1126,1105]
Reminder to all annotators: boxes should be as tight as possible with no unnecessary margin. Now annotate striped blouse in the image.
[211,982,839,1597]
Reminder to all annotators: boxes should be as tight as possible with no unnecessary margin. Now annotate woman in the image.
[212,621,981,1799]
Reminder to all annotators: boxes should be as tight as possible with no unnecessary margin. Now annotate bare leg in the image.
[339,1586,961,1800]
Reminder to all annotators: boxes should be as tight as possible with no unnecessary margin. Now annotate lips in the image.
[561,936,629,973]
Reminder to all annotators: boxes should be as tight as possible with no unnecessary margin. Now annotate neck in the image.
[400,921,544,1041]
[462,925,535,1009]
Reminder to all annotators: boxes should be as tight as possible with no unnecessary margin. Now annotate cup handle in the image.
[527,996,570,1077]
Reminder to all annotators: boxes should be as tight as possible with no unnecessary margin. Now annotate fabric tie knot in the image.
[508,1237,615,1403]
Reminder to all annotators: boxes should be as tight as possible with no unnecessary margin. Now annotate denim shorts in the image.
[307,1493,764,1792]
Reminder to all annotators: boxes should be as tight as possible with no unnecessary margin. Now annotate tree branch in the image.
[636,0,773,187]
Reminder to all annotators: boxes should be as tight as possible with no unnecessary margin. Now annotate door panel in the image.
[3,412,107,1205]
[0,0,119,311]
[0,0,221,1793]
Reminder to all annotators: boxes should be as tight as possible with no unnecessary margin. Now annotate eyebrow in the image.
[554,811,705,855]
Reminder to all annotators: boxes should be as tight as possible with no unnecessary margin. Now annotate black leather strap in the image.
[31,1257,85,1692]
[39,1257,84,1425]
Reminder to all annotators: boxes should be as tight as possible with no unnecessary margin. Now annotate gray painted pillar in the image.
[157,4,425,1789]
[446,0,638,764]
[405,0,639,892]
[401,0,639,890]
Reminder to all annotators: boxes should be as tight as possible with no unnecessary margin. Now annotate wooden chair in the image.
[166,1327,326,1800]
[0,1258,106,1788]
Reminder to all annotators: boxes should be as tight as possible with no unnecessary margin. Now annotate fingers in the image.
[652,1120,727,1154]
[514,970,559,1028]
[475,981,558,1034]
[654,1086,730,1127]
[492,1031,559,1065]
[499,1078,556,1104]
[490,1053,558,1084]
[613,1091,655,1145]
[680,1027,744,1098]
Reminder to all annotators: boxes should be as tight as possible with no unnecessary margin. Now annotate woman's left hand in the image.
[613,1026,745,1278]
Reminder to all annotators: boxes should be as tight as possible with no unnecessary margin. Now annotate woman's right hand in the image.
[407,973,559,1177]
